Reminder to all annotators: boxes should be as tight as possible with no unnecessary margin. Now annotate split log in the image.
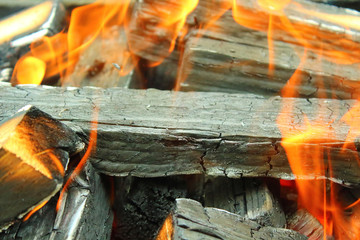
[0,162,113,240]
[204,177,286,228]
[1,84,360,185]
[156,198,306,240]
[178,1,360,98]
[0,105,83,230]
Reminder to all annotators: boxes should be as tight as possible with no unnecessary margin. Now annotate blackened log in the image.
[156,198,306,240]
[0,163,113,240]
[0,84,360,185]
[112,176,190,240]
[0,105,83,231]
[204,177,286,228]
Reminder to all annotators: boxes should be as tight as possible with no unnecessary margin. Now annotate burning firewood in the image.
[156,198,306,240]
[0,105,84,230]
[204,177,286,228]
[1,84,359,185]
[0,162,113,240]
[178,0,360,98]
[63,26,138,88]
[50,162,113,239]
[0,1,65,84]
[287,209,324,240]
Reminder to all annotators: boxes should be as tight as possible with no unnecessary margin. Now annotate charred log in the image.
[178,3,360,98]
[1,84,360,185]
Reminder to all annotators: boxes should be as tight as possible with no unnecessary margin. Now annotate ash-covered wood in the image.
[178,1,360,98]
[204,177,286,228]
[1,84,360,185]
[156,198,306,240]
[287,209,324,240]
[0,162,113,240]
[112,176,192,240]
[0,105,83,231]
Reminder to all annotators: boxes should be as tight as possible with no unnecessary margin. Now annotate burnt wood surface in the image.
[203,177,286,228]
[112,176,191,240]
[156,198,307,240]
[287,209,324,240]
[0,163,113,240]
[0,106,83,231]
[179,1,360,98]
[0,84,359,185]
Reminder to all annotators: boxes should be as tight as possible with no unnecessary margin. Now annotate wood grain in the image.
[0,84,359,185]
[156,198,306,240]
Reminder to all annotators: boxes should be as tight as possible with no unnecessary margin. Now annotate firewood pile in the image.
[1,0,360,239]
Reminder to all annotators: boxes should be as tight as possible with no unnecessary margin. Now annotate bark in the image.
[156,198,307,240]
[1,84,359,185]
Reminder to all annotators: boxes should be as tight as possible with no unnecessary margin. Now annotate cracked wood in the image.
[179,0,360,98]
[156,198,306,240]
[0,83,359,185]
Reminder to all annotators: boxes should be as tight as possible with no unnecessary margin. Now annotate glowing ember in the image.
[14,56,46,85]
[56,107,98,211]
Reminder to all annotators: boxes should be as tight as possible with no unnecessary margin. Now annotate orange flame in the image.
[232,0,360,238]
[156,215,173,240]
[12,0,200,86]
[23,199,49,221]
[14,56,46,85]
[56,107,98,211]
